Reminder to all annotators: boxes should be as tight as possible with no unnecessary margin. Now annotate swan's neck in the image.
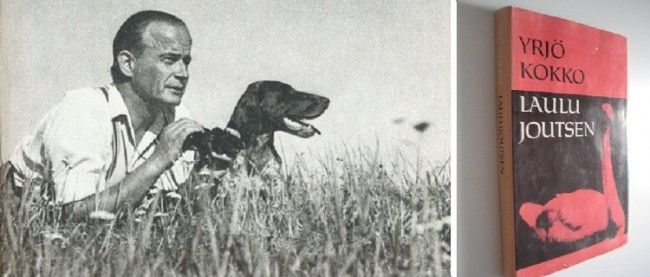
[601,112,625,235]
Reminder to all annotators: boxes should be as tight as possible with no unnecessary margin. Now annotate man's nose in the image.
[175,61,189,80]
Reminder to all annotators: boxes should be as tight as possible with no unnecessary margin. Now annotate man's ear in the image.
[117,50,136,78]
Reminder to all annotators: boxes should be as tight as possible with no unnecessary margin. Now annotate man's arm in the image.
[62,155,168,220]
[63,118,203,220]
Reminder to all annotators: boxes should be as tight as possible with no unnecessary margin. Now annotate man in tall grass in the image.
[5,10,203,220]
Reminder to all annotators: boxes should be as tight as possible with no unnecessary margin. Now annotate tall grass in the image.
[1,145,450,276]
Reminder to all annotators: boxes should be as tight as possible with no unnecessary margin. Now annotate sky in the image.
[0,0,450,167]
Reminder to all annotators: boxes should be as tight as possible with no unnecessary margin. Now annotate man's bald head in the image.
[110,10,191,83]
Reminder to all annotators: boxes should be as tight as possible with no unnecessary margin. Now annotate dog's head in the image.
[227,81,330,142]
[182,127,244,170]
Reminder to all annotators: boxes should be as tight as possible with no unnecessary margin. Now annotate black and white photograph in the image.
[0,0,451,276]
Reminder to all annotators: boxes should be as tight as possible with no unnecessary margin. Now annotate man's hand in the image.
[149,118,204,170]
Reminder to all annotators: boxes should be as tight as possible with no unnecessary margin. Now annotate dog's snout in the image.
[312,96,329,111]
[321,97,330,107]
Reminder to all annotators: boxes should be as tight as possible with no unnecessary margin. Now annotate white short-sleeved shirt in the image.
[9,84,194,204]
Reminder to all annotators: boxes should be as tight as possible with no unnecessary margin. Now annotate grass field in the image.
[0,146,450,276]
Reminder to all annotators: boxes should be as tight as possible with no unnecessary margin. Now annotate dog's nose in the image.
[321,97,330,108]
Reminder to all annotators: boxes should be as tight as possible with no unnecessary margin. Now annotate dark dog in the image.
[184,81,330,176]
[227,81,330,175]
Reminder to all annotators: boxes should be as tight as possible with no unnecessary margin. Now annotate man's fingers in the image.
[164,119,203,140]
[167,118,199,133]
[164,118,192,133]
[151,118,206,166]
[174,118,203,133]
[178,124,204,140]
[167,118,200,131]
[156,118,205,158]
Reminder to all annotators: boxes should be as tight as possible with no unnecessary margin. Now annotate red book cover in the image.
[496,7,628,277]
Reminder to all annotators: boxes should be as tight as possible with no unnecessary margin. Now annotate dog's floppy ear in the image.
[227,84,263,143]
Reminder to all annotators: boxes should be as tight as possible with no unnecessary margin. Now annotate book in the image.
[495,6,628,277]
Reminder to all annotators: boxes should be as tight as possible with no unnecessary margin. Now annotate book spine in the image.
[495,7,515,277]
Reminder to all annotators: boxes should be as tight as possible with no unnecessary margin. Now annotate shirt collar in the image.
[104,83,178,126]
[103,84,170,148]
[104,83,131,121]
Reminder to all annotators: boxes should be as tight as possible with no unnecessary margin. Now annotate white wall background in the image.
[457,0,650,276]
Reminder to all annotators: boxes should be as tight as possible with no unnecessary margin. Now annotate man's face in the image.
[131,21,192,107]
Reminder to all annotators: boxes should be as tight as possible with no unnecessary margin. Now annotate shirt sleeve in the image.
[43,90,113,204]
[9,109,56,188]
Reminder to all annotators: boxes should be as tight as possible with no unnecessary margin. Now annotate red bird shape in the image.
[518,103,626,243]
